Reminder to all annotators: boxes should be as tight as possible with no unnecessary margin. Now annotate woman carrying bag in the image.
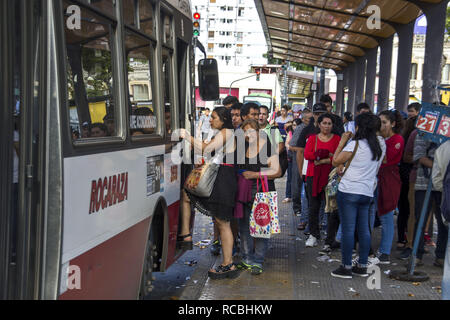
[179,107,238,279]
[236,119,281,275]
[304,114,341,248]
[331,113,386,279]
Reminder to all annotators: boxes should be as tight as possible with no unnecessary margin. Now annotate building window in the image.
[227,6,233,11]
[227,19,233,23]
[443,64,450,82]
[236,32,243,41]
[208,31,214,38]
[238,7,244,17]
[410,63,418,80]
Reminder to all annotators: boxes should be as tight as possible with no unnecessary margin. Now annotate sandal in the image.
[208,263,239,280]
[177,234,193,250]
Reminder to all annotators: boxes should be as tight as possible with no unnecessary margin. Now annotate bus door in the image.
[0,0,48,300]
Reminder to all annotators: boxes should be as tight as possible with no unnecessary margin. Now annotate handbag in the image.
[325,141,359,213]
[249,174,281,238]
[184,159,220,198]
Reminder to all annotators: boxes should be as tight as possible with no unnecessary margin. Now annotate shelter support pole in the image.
[377,36,394,111]
[365,48,377,110]
[347,62,356,114]
[336,72,344,116]
[394,21,415,112]
[355,57,366,108]
[421,0,449,104]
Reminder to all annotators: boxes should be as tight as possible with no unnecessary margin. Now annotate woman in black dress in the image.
[179,107,238,279]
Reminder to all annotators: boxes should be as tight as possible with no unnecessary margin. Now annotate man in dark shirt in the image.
[320,94,344,136]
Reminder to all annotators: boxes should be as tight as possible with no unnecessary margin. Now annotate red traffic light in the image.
[256,70,261,75]
[193,12,200,20]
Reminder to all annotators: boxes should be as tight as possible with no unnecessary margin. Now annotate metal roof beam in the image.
[271,44,352,64]
[265,13,385,44]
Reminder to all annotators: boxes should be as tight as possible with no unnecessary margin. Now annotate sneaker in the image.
[377,252,390,265]
[236,260,252,270]
[305,235,318,248]
[210,240,221,256]
[319,244,331,255]
[352,256,379,267]
[397,247,412,261]
[282,198,292,203]
[331,265,352,279]
[352,265,369,277]
[251,265,263,275]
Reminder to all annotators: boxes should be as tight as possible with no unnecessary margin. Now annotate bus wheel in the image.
[139,229,157,299]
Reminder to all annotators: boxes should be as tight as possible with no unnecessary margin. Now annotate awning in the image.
[255,0,444,71]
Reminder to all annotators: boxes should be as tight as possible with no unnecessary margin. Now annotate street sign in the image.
[415,102,450,144]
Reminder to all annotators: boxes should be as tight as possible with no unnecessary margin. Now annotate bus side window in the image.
[63,0,118,140]
[125,30,157,137]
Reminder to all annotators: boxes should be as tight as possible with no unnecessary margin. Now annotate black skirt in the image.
[186,165,237,222]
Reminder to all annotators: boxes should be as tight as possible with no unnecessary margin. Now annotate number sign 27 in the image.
[417,112,439,134]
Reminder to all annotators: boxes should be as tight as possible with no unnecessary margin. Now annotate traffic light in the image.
[256,69,261,81]
[193,12,200,37]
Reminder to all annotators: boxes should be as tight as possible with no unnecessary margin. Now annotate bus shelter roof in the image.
[255,0,444,71]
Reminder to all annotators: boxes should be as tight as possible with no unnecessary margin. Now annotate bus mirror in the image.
[198,59,219,101]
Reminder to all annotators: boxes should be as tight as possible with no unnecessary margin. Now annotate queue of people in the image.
[177,95,450,298]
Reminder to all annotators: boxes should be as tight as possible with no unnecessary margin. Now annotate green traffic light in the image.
[193,30,200,37]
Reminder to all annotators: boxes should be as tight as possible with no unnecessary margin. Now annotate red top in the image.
[304,134,341,177]
[381,134,404,168]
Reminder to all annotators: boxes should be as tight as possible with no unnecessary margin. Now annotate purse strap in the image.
[342,140,359,177]
[256,173,269,193]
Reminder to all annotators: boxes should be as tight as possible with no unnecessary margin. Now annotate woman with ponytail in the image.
[375,110,405,264]
[330,113,386,279]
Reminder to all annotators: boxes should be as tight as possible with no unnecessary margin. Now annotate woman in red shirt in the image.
[304,114,341,247]
[375,110,405,264]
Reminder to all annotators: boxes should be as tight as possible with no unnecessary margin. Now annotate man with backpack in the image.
[432,140,450,299]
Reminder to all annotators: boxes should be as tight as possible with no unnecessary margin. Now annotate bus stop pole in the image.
[407,176,433,275]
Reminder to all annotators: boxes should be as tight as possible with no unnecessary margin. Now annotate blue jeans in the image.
[378,211,395,255]
[239,201,269,268]
[442,225,450,300]
[337,191,372,267]
[300,183,309,224]
[291,155,302,214]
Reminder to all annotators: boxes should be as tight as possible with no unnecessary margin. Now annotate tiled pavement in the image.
[178,178,444,300]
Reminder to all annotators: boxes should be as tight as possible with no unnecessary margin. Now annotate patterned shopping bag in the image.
[249,175,281,238]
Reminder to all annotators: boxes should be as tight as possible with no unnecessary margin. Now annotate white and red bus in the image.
[0,0,217,299]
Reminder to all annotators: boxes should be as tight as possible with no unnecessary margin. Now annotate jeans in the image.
[291,155,302,214]
[337,191,372,268]
[238,187,269,268]
[378,211,395,255]
[414,190,448,260]
[442,224,450,300]
[285,160,292,198]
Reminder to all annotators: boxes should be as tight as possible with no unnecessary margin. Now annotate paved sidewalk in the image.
[180,178,444,300]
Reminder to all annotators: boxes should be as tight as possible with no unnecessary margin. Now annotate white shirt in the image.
[338,137,386,197]
[432,140,450,192]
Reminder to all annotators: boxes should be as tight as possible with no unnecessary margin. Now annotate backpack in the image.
[442,159,450,222]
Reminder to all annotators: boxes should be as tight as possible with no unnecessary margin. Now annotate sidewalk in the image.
[180,178,444,300]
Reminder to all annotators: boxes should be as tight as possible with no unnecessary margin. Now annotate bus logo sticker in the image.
[89,173,128,214]
[147,156,164,196]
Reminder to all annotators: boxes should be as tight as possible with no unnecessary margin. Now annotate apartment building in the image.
[191,0,268,69]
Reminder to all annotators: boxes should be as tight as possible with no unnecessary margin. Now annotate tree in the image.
[263,52,314,72]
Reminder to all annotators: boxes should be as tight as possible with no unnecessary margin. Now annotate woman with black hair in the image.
[304,113,341,247]
[330,113,386,279]
[179,107,238,279]
[374,110,405,264]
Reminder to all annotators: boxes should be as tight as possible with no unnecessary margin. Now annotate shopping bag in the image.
[249,175,281,238]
